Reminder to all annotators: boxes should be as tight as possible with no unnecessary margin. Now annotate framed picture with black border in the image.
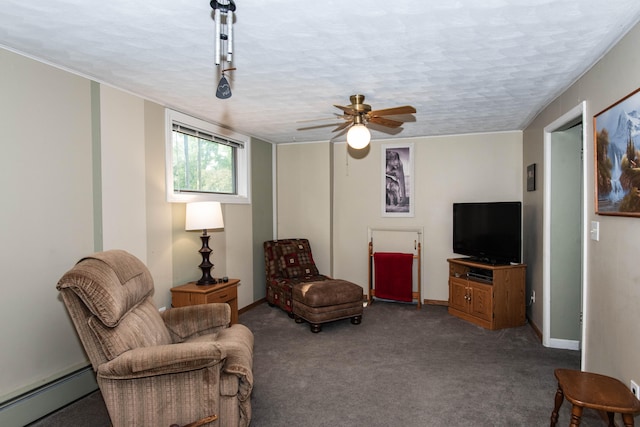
[527,163,536,192]
[382,142,414,217]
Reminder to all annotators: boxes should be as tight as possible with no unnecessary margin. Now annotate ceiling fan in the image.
[332,94,416,149]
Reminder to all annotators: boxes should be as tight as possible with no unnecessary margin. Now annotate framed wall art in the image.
[527,163,536,192]
[594,88,640,216]
[382,142,414,217]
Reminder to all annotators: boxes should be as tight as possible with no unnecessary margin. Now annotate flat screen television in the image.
[452,201,522,265]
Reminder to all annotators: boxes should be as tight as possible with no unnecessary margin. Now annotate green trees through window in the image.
[166,109,249,204]
[172,130,236,195]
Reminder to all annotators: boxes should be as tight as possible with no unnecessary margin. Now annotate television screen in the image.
[453,201,522,265]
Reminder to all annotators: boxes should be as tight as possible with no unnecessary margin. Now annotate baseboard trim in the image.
[239,297,266,315]
[527,316,543,343]
[0,367,98,426]
[424,299,448,306]
[548,338,580,351]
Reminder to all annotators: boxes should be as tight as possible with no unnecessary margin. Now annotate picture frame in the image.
[382,142,414,217]
[527,163,536,192]
[593,88,640,216]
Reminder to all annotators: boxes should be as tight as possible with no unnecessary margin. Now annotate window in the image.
[166,109,250,203]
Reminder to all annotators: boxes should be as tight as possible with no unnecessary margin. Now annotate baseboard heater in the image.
[0,366,98,426]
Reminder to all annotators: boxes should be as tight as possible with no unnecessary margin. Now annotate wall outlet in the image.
[530,290,536,304]
[631,380,639,399]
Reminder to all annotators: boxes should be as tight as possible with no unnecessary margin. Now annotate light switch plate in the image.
[590,221,599,241]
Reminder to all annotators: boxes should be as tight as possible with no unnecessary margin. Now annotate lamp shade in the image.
[185,201,224,230]
[347,124,371,149]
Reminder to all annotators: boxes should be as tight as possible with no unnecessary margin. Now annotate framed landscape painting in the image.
[594,88,640,216]
[382,142,414,217]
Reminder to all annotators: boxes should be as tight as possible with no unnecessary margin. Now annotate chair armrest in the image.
[161,304,231,342]
[97,342,226,379]
[216,325,254,401]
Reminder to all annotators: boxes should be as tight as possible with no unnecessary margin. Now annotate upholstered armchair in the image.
[263,238,330,315]
[263,239,363,332]
[56,250,253,427]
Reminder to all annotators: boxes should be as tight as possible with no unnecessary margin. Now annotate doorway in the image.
[542,102,587,364]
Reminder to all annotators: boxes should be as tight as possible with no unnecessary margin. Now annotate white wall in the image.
[523,21,640,384]
[277,132,523,302]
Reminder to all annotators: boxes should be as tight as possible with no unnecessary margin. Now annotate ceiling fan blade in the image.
[331,127,349,142]
[334,104,357,115]
[296,113,345,123]
[368,116,403,128]
[297,122,343,131]
[332,120,352,132]
[367,123,404,135]
[388,113,416,123]
[369,106,416,117]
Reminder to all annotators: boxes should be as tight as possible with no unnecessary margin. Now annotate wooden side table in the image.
[171,279,240,325]
[551,368,640,426]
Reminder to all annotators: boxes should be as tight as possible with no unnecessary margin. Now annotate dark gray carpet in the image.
[31,302,617,426]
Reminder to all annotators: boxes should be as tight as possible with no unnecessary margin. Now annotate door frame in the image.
[542,101,588,365]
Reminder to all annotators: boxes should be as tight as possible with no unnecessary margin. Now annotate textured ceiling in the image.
[1,1,640,144]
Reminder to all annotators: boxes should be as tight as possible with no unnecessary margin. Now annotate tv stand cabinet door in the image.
[469,282,493,323]
[449,277,469,313]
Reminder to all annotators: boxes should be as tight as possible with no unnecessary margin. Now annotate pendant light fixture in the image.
[346,115,371,149]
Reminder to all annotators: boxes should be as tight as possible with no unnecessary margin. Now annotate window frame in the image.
[165,109,250,204]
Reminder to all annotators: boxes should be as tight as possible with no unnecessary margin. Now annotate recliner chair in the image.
[56,249,253,427]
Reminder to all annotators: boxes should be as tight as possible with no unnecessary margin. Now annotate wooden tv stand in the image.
[447,258,526,330]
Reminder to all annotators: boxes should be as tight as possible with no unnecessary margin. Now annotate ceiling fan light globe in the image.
[347,124,371,149]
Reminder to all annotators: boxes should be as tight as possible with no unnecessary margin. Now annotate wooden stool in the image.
[550,368,640,426]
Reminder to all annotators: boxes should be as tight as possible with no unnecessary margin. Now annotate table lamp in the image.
[185,201,224,285]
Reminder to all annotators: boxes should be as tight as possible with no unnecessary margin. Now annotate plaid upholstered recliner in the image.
[263,239,330,316]
[57,250,253,427]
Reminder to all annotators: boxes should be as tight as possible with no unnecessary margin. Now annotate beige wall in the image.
[278,132,523,302]
[225,203,255,308]
[523,23,640,383]
[99,86,148,260]
[250,139,274,300]
[276,143,332,274]
[0,50,95,400]
[0,48,267,406]
[145,101,175,309]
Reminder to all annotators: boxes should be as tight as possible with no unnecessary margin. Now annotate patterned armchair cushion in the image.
[264,239,330,314]
[264,239,320,279]
[278,240,319,278]
[263,240,282,281]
